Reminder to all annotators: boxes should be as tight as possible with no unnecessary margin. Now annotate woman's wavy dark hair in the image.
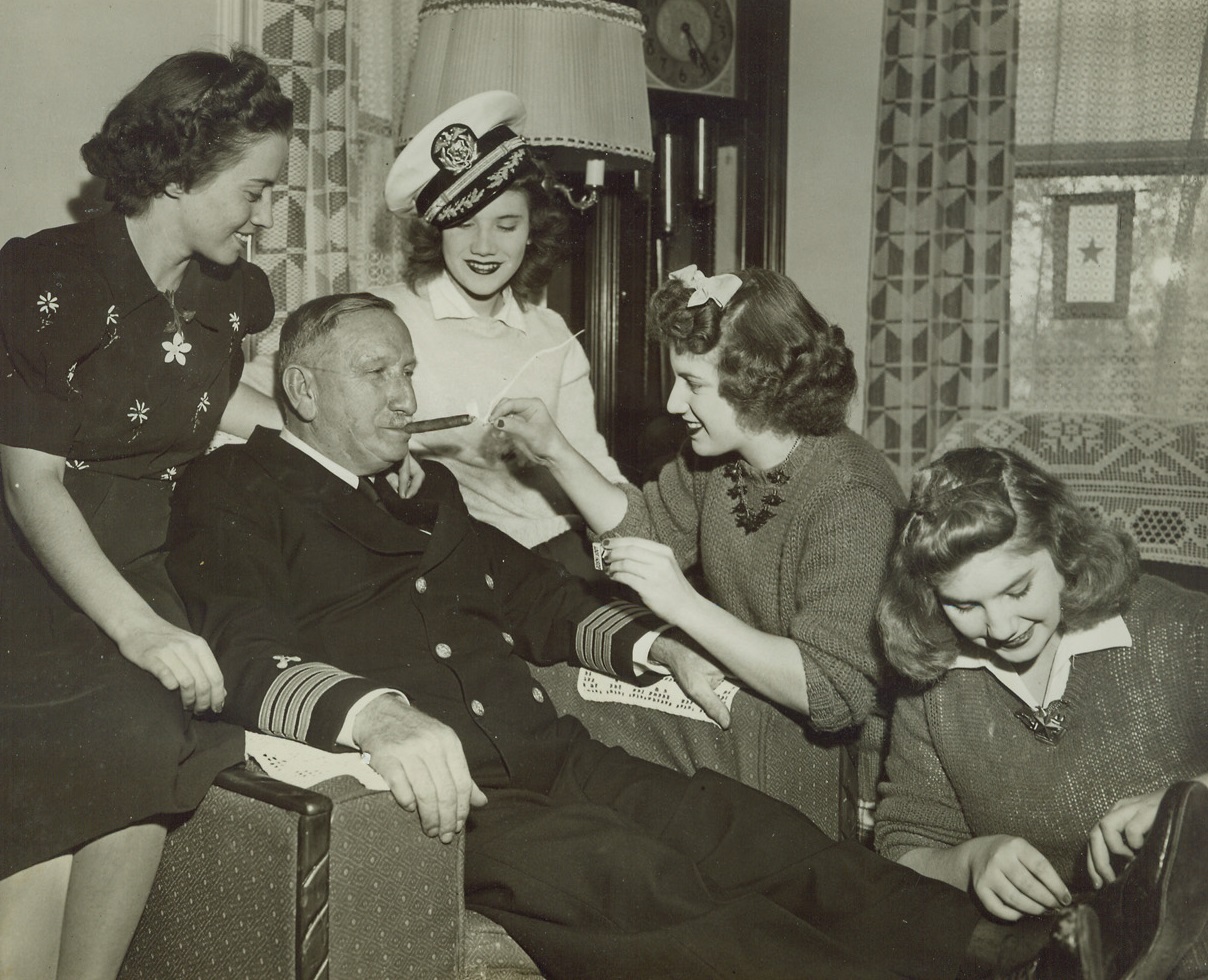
[399,162,572,309]
[877,446,1139,685]
[80,49,293,216]
[647,267,856,437]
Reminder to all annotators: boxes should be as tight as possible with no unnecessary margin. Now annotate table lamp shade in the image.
[400,0,655,172]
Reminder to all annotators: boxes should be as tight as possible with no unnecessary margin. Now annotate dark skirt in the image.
[0,469,244,880]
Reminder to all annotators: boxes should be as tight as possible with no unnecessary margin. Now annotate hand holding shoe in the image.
[1089,780,1208,980]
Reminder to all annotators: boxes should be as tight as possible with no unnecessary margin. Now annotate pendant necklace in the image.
[1013,635,1071,745]
[162,288,196,336]
[723,435,802,534]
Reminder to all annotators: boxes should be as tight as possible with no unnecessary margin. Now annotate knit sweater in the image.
[876,576,1208,887]
[371,275,622,547]
[605,427,904,735]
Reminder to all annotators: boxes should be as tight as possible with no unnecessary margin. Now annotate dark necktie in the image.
[360,473,437,530]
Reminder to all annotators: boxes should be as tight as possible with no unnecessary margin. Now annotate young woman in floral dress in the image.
[0,49,290,978]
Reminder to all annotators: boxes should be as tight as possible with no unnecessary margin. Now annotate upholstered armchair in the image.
[119,660,856,980]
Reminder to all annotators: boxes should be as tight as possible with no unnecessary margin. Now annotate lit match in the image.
[404,414,475,434]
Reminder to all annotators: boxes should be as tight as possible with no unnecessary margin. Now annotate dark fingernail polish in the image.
[495,419,506,428]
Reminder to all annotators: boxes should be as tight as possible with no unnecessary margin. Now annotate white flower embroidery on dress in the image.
[127,400,149,424]
[191,390,211,432]
[229,312,241,332]
[37,292,59,330]
[66,362,77,386]
[65,459,90,470]
[160,466,178,487]
[162,331,192,365]
[101,307,120,349]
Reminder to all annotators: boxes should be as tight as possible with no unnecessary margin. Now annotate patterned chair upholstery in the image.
[119,659,848,980]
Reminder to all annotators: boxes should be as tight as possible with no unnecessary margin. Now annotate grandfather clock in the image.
[552,0,790,478]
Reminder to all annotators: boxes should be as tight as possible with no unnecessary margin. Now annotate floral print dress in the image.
[0,211,272,879]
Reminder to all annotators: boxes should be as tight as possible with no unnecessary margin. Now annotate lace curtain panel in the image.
[1010,0,1208,418]
[251,0,421,364]
[1015,0,1208,174]
[864,0,1018,485]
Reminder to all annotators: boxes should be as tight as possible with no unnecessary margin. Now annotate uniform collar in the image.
[280,427,360,488]
[247,428,436,556]
[428,270,526,332]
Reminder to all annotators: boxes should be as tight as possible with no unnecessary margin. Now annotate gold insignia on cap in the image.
[432,123,478,174]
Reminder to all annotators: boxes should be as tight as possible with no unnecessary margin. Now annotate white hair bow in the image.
[669,264,742,309]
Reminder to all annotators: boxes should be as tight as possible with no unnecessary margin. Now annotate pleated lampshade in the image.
[400,0,655,178]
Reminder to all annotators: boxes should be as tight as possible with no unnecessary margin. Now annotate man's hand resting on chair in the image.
[353,692,488,843]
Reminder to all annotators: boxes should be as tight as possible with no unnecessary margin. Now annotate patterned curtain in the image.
[250,0,421,365]
[864,0,1018,486]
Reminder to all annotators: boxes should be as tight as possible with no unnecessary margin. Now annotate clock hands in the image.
[680,22,709,72]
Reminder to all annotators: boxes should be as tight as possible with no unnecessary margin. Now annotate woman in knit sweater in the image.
[875,447,1208,977]
[492,266,902,763]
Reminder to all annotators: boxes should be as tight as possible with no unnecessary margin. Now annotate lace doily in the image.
[933,412,1208,566]
[246,731,388,791]
[575,669,740,727]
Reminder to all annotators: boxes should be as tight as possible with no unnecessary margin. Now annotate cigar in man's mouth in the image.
[403,414,475,434]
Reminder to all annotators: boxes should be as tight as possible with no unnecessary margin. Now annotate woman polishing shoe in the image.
[1089,780,1208,980]
[877,448,1208,980]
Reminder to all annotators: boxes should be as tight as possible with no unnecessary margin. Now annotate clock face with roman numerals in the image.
[639,0,737,97]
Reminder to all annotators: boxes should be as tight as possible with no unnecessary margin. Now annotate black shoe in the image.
[1090,780,1208,980]
[980,906,1103,980]
[1033,905,1105,980]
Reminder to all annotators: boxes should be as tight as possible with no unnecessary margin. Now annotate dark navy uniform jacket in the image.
[167,427,663,792]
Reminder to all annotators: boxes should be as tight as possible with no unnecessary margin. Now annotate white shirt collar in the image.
[428,271,526,332]
[950,615,1133,707]
[280,427,360,489]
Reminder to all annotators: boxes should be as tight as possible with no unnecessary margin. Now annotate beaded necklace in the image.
[722,436,802,534]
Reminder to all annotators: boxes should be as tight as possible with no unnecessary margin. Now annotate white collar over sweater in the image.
[950,615,1133,708]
